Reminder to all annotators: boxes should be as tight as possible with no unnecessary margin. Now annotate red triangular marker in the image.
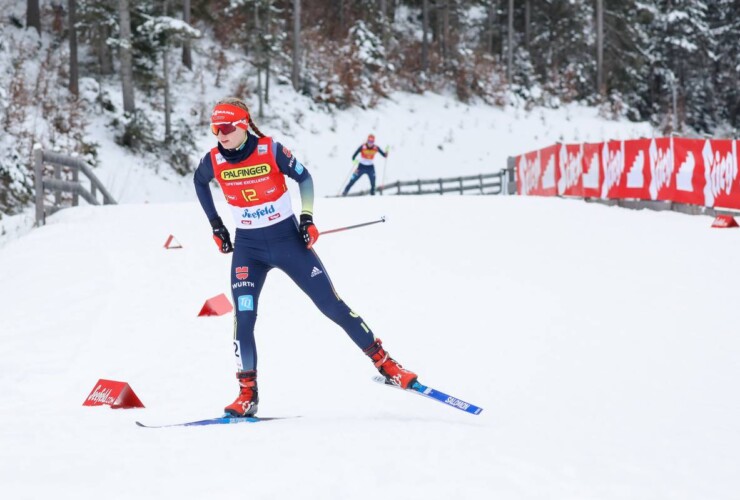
[164,234,183,249]
[198,293,233,317]
[82,379,145,409]
[711,215,738,228]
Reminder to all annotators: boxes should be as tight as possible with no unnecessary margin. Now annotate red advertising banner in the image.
[601,140,624,199]
[672,138,707,206]
[648,138,674,201]
[516,137,739,209]
[516,145,559,196]
[557,144,583,197]
[581,143,603,198]
[603,138,651,200]
[516,151,538,195]
[702,139,740,210]
[538,144,559,197]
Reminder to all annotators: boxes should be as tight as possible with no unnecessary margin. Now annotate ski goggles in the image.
[210,120,246,136]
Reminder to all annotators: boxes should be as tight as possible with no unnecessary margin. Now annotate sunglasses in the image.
[211,120,245,136]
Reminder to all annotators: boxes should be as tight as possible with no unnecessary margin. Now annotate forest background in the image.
[1,0,738,215]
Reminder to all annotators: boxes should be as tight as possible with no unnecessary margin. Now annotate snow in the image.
[2,191,740,498]
[1,19,731,495]
[83,87,654,206]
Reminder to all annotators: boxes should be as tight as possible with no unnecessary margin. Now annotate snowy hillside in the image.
[1,195,740,499]
[90,89,655,203]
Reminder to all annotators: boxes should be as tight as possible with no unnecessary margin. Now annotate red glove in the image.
[210,216,233,253]
[299,214,319,249]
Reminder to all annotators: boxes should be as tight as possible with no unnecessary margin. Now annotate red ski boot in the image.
[364,338,418,389]
[224,370,259,417]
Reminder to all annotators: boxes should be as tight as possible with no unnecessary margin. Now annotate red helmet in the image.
[367,134,375,143]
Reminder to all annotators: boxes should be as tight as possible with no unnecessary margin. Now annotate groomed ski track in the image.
[1,195,740,499]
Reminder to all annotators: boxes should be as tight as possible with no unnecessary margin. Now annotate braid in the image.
[248,116,265,138]
[214,97,266,138]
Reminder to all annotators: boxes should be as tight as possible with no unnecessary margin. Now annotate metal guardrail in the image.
[346,169,510,197]
[34,148,116,226]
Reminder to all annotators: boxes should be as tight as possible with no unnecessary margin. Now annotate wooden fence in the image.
[345,169,511,197]
[34,148,116,226]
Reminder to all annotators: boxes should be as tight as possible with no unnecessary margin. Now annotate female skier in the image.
[342,134,388,196]
[194,98,417,417]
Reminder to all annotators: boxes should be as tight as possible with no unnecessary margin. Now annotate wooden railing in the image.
[34,148,116,226]
[345,169,510,197]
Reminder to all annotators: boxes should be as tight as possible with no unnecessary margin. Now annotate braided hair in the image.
[215,97,266,138]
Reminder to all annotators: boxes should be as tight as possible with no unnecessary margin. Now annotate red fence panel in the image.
[558,144,583,197]
[582,143,603,198]
[538,144,559,197]
[648,138,674,201]
[672,138,706,206]
[703,139,740,210]
[515,137,738,210]
[516,146,559,196]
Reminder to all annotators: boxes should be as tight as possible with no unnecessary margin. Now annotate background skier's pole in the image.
[337,159,359,196]
[380,145,391,195]
[320,216,386,236]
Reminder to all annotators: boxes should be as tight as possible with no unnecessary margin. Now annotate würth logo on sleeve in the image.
[235,266,249,280]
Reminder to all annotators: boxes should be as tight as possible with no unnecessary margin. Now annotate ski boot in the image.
[364,338,418,389]
[224,370,259,417]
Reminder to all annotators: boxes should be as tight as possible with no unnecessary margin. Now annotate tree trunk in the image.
[422,0,429,71]
[27,0,40,33]
[292,0,301,91]
[68,0,79,97]
[379,0,388,47]
[339,0,345,38]
[596,0,604,95]
[265,0,272,105]
[97,25,113,75]
[486,0,496,55]
[118,0,136,114]
[182,0,192,70]
[256,2,263,118]
[442,0,449,64]
[163,0,171,139]
[524,0,530,49]
[164,48,171,140]
[507,0,513,84]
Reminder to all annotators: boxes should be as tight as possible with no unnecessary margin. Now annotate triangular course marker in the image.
[163,234,183,249]
[711,215,739,228]
[198,293,233,317]
[82,379,145,409]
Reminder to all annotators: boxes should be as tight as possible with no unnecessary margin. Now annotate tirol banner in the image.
[557,144,583,197]
[581,143,603,199]
[671,138,706,206]
[513,137,740,211]
[701,139,740,210]
[516,145,559,196]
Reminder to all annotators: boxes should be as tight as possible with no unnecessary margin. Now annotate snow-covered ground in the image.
[1,193,739,499]
[2,5,735,496]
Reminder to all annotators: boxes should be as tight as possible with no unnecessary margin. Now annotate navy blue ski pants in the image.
[343,164,376,195]
[229,217,375,371]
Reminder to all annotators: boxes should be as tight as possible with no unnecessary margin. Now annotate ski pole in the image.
[380,145,391,195]
[337,159,359,196]
[320,216,386,236]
